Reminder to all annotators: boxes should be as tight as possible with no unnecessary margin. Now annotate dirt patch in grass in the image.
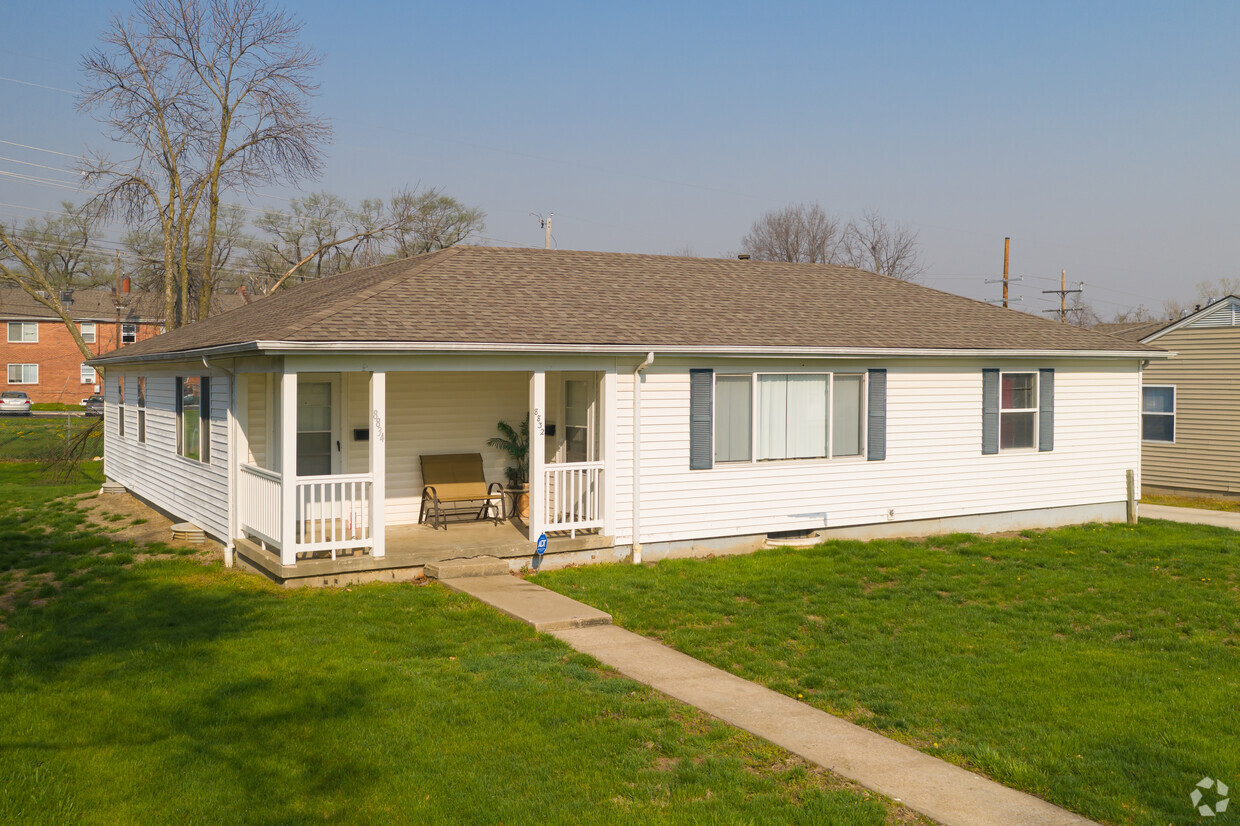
[75,491,217,560]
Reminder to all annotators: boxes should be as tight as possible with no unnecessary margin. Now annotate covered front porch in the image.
[230,360,618,579]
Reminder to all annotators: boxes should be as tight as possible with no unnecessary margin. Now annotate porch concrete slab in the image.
[553,623,1096,826]
[437,575,612,632]
[1141,504,1240,530]
[424,555,509,579]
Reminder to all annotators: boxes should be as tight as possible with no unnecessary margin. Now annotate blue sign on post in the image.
[536,533,548,555]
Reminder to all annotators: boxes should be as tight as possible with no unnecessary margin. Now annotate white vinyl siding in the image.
[379,371,528,526]
[615,358,1139,545]
[7,322,37,343]
[7,364,37,384]
[103,365,231,542]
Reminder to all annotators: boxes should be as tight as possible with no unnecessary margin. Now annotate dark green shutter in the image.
[1038,368,1054,451]
[867,369,887,461]
[689,369,713,470]
[982,369,1000,455]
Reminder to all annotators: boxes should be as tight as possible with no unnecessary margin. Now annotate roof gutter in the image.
[88,339,1169,366]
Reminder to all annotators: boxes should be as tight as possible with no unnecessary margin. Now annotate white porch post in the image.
[369,370,386,558]
[602,365,618,537]
[279,367,298,566]
[529,370,546,540]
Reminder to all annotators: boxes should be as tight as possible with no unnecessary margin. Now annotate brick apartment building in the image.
[1,287,246,405]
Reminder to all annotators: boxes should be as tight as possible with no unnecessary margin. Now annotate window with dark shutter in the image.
[689,369,713,470]
[982,369,1000,455]
[867,369,886,461]
[1038,368,1054,451]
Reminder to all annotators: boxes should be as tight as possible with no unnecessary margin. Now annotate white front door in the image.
[562,375,595,463]
[297,376,341,476]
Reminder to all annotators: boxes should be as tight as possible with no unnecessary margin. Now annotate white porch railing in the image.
[239,464,282,547]
[239,464,374,560]
[295,473,373,556]
[542,461,605,537]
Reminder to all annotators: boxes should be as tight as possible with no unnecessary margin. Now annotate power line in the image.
[0,75,75,95]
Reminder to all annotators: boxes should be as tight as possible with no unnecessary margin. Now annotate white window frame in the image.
[999,371,1039,451]
[7,322,37,343]
[1142,385,1175,444]
[177,376,210,463]
[137,376,146,444]
[712,371,867,464]
[7,364,38,384]
[80,321,96,343]
[121,323,137,344]
[81,363,96,384]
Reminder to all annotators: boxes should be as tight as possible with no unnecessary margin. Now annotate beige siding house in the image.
[1102,297,1240,497]
[90,247,1162,585]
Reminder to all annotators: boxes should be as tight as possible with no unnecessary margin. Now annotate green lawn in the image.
[0,464,922,825]
[534,524,1240,826]
[1142,491,1240,513]
[0,415,102,462]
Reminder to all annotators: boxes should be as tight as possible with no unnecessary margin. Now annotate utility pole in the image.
[984,237,1022,307]
[1042,269,1083,323]
[114,250,122,348]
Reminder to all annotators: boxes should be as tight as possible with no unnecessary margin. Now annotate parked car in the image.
[0,391,32,416]
[83,395,105,416]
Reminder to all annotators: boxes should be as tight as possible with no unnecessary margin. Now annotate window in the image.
[832,374,865,457]
[177,376,210,462]
[1000,372,1037,449]
[117,376,125,438]
[137,377,146,444]
[714,375,752,462]
[121,323,137,344]
[1142,386,1175,443]
[81,364,96,384]
[80,322,96,343]
[710,372,865,464]
[7,364,37,384]
[7,322,37,343]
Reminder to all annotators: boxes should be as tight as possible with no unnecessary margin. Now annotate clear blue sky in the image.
[3,1,1238,317]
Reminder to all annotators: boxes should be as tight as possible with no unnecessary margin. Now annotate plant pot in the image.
[506,487,530,520]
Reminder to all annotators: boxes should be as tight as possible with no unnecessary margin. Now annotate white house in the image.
[90,246,1163,584]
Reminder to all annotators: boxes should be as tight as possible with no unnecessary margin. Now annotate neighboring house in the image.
[0,287,246,404]
[89,246,1163,583]
[1099,297,1240,498]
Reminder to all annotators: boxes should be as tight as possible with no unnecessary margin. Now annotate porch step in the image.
[424,555,510,580]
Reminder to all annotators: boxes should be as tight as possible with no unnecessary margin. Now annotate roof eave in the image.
[88,338,1169,365]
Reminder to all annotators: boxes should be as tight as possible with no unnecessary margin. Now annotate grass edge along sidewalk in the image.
[0,462,928,825]
[533,521,1240,826]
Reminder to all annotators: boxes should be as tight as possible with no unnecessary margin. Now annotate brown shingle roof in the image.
[0,287,246,323]
[93,246,1159,362]
[1093,319,1171,343]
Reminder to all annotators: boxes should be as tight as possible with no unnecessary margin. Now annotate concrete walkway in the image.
[1142,503,1240,530]
[440,573,1096,826]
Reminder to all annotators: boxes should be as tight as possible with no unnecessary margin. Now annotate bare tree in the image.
[388,188,486,258]
[80,0,329,329]
[741,203,845,264]
[841,210,925,281]
[0,203,107,363]
[248,187,485,294]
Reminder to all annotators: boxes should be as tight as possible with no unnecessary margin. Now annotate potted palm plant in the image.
[488,415,530,519]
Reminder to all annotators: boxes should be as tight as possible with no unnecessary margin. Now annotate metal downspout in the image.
[632,352,654,563]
